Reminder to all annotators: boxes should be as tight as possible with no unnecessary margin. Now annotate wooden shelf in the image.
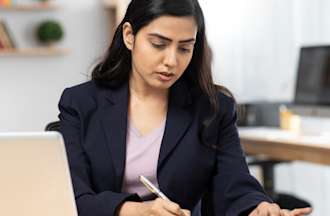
[0,47,69,57]
[0,3,59,11]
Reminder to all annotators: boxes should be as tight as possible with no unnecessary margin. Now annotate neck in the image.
[128,73,169,122]
[128,74,169,103]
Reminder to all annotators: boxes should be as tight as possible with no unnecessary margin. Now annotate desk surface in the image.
[239,127,330,165]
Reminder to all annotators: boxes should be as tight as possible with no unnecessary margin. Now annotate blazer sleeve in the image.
[58,88,141,216]
[201,97,272,216]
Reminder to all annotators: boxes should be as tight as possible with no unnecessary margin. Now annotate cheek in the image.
[132,42,160,72]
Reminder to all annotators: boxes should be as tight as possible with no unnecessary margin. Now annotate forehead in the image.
[139,16,198,40]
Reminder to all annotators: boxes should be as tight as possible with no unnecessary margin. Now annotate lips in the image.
[159,72,173,76]
[156,72,175,82]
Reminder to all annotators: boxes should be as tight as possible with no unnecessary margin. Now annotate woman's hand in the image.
[249,202,312,216]
[117,198,191,216]
[142,198,191,216]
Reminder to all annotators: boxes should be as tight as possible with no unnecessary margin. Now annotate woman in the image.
[58,0,312,215]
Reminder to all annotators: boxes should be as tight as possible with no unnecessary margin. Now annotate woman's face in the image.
[123,16,197,90]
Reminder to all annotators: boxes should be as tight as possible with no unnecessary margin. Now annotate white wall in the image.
[200,0,297,103]
[0,0,111,132]
[199,0,330,215]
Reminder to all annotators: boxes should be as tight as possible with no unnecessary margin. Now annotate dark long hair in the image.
[92,0,234,149]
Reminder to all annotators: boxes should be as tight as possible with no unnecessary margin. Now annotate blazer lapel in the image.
[158,80,193,170]
[100,83,129,191]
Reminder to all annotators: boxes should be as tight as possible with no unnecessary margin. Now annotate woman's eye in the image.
[151,43,166,49]
[179,47,192,53]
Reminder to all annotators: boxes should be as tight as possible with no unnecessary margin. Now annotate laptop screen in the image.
[295,46,330,105]
[0,132,78,216]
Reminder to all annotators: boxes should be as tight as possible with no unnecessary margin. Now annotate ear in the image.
[122,22,135,50]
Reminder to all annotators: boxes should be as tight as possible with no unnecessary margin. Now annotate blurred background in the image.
[1,0,330,215]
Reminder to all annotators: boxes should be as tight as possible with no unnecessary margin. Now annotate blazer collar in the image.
[157,79,193,169]
[99,82,129,191]
[101,82,128,105]
[99,80,193,191]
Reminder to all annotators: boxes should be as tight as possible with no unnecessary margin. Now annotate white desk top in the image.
[238,127,330,148]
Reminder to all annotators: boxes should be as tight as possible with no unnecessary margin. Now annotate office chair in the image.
[45,121,60,132]
[237,102,311,210]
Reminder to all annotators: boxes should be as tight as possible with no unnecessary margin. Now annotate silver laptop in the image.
[0,132,78,216]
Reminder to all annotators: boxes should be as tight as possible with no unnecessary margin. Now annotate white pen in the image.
[139,175,170,201]
[139,175,189,216]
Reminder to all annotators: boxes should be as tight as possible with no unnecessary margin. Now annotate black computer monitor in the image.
[295,46,330,105]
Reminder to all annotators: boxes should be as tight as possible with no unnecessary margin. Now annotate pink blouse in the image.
[121,118,166,199]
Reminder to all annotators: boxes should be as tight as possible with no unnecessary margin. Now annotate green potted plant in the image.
[36,20,64,46]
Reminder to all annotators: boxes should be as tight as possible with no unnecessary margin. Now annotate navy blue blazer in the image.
[58,80,271,216]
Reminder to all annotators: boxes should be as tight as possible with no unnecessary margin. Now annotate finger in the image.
[160,199,184,215]
[258,203,280,216]
[268,203,281,216]
[290,207,313,215]
[280,209,291,216]
[157,208,181,216]
[182,209,191,216]
[254,202,268,216]
[257,207,273,216]
[150,205,177,216]
[248,209,259,216]
[150,198,180,216]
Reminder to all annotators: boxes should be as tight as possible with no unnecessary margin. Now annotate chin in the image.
[161,80,177,87]
[144,75,180,90]
[155,84,172,90]
[150,81,173,90]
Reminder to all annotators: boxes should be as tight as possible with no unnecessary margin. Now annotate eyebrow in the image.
[148,33,196,44]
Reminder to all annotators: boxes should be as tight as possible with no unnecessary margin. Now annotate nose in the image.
[163,47,178,68]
